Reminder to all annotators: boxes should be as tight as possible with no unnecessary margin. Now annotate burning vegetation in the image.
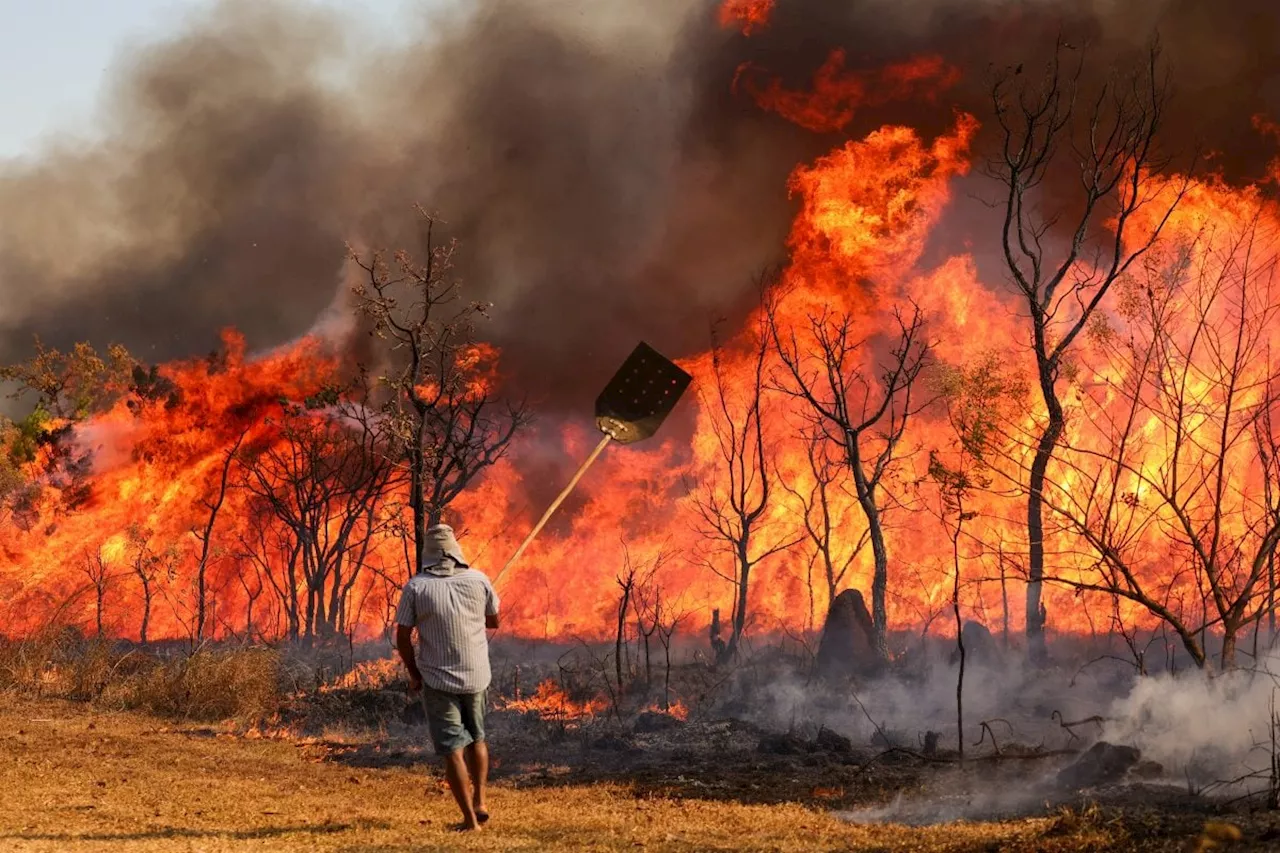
[0,0,1279,674]
[4,0,1280,840]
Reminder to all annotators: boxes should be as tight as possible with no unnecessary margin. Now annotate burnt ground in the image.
[268,682,1280,849]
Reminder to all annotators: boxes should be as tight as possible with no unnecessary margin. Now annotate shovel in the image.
[494,342,691,583]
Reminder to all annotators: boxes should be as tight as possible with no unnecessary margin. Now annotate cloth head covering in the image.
[421,524,469,575]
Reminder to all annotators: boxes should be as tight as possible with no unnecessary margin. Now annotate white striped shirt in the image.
[395,568,499,694]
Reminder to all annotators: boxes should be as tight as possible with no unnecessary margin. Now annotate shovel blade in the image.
[594,341,692,444]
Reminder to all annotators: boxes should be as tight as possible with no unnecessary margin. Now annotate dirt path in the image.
[0,694,1208,851]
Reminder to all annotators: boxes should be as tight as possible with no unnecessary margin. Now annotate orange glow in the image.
[495,680,608,720]
[3,40,1280,658]
[718,0,775,35]
[734,51,960,133]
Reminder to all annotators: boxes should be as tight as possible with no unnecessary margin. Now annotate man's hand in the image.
[395,624,423,695]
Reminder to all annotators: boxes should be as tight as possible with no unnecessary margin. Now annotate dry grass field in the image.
[0,691,1259,853]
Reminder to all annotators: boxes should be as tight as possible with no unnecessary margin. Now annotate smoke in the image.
[0,0,1277,419]
[736,646,1280,824]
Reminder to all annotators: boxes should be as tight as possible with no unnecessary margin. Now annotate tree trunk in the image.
[1221,625,1238,670]
[1026,388,1064,666]
[139,580,152,646]
[725,542,751,662]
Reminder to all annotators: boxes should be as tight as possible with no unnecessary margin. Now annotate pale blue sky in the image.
[0,0,415,159]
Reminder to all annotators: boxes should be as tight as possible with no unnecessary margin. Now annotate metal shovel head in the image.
[594,341,692,444]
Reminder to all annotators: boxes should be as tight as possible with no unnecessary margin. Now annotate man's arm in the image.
[484,577,500,631]
[396,625,422,692]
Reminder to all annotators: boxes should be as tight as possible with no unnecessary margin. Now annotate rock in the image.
[757,733,809,755]
[1130,759,1165,779]
[634,711,684,734]
[814,727,854,755]
[950,620,1000,666]
[1056,741,1142,789]
[592,734,634,752]
[815,589,881,681]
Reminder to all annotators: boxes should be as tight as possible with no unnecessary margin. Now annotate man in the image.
[395,524,499,831]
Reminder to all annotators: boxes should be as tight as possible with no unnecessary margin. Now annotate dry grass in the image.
[0,630,280,722]
[0,693,1225,853]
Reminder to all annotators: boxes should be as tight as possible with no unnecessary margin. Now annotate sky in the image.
[0,0,414,159]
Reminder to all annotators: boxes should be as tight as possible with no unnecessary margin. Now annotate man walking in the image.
[395,524,499,831]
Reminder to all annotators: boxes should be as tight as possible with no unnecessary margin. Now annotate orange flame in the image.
[496,680,608,720]
[718,0,775,35]
[734,50,960,133]
[3,38,1280,656]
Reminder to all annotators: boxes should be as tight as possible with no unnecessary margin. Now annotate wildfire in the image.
[644,699,689,722]
[495,680,608,721]
[718,0,775,35]
[2,16,1280,663]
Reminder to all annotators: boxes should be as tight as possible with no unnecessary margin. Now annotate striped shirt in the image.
[395,568,499,694]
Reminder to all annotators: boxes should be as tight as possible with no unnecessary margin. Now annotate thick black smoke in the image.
[0,0,1276,415]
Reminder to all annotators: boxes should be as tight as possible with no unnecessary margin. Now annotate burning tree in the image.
[0,339,135,421]
[985,40,1191,663]
[770,300,930,662]
[237,402,399,640]
[692,313,796,663]
[781,432,868,631]
[349,212,531,576]
[1047,216,1280,670]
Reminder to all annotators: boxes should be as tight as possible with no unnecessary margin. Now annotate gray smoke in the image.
[0,0,1276,416]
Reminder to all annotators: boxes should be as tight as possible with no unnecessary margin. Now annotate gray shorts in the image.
[421,685,486,754]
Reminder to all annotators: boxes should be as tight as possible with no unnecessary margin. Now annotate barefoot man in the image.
[395,524,499,831]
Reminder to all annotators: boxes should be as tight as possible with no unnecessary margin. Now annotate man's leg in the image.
[423,687,480,830]
[464,740,489,818]
[442,748,480,830]
[460,691,489,821]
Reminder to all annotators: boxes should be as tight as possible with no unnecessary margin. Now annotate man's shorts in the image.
[420,685,486,754]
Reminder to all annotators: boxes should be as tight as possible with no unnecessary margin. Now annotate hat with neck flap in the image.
[421,524,469,575]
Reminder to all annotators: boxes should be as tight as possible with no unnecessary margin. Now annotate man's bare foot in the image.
[453,819,482,832]
[475,808,490,825]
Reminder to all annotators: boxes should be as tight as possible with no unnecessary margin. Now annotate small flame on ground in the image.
[495,679,608,720]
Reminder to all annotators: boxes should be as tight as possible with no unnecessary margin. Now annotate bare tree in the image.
[238,404,398,640]
[985,39,1190,663]
[237,502,303,640]
[348,211,531,574]
[770,300,930,661]
[1046,221,1280,669]
[79,547,113,639]
[126,524,174,645]
[190,428,247,643]
[782,431,869,628]
[692,313,797,664]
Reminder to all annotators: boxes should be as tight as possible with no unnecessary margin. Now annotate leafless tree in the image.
[1046,220,1280,669]
[238,403,399,640]
[782,431,869,628]
[348,210,531,574]
[236,501,302,640]
[770,300,930,661]
[984,38,1191,663]
[126,524,176,646]
[79,547,113,639]
[190,428,247,643]
[692,312,798,664]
